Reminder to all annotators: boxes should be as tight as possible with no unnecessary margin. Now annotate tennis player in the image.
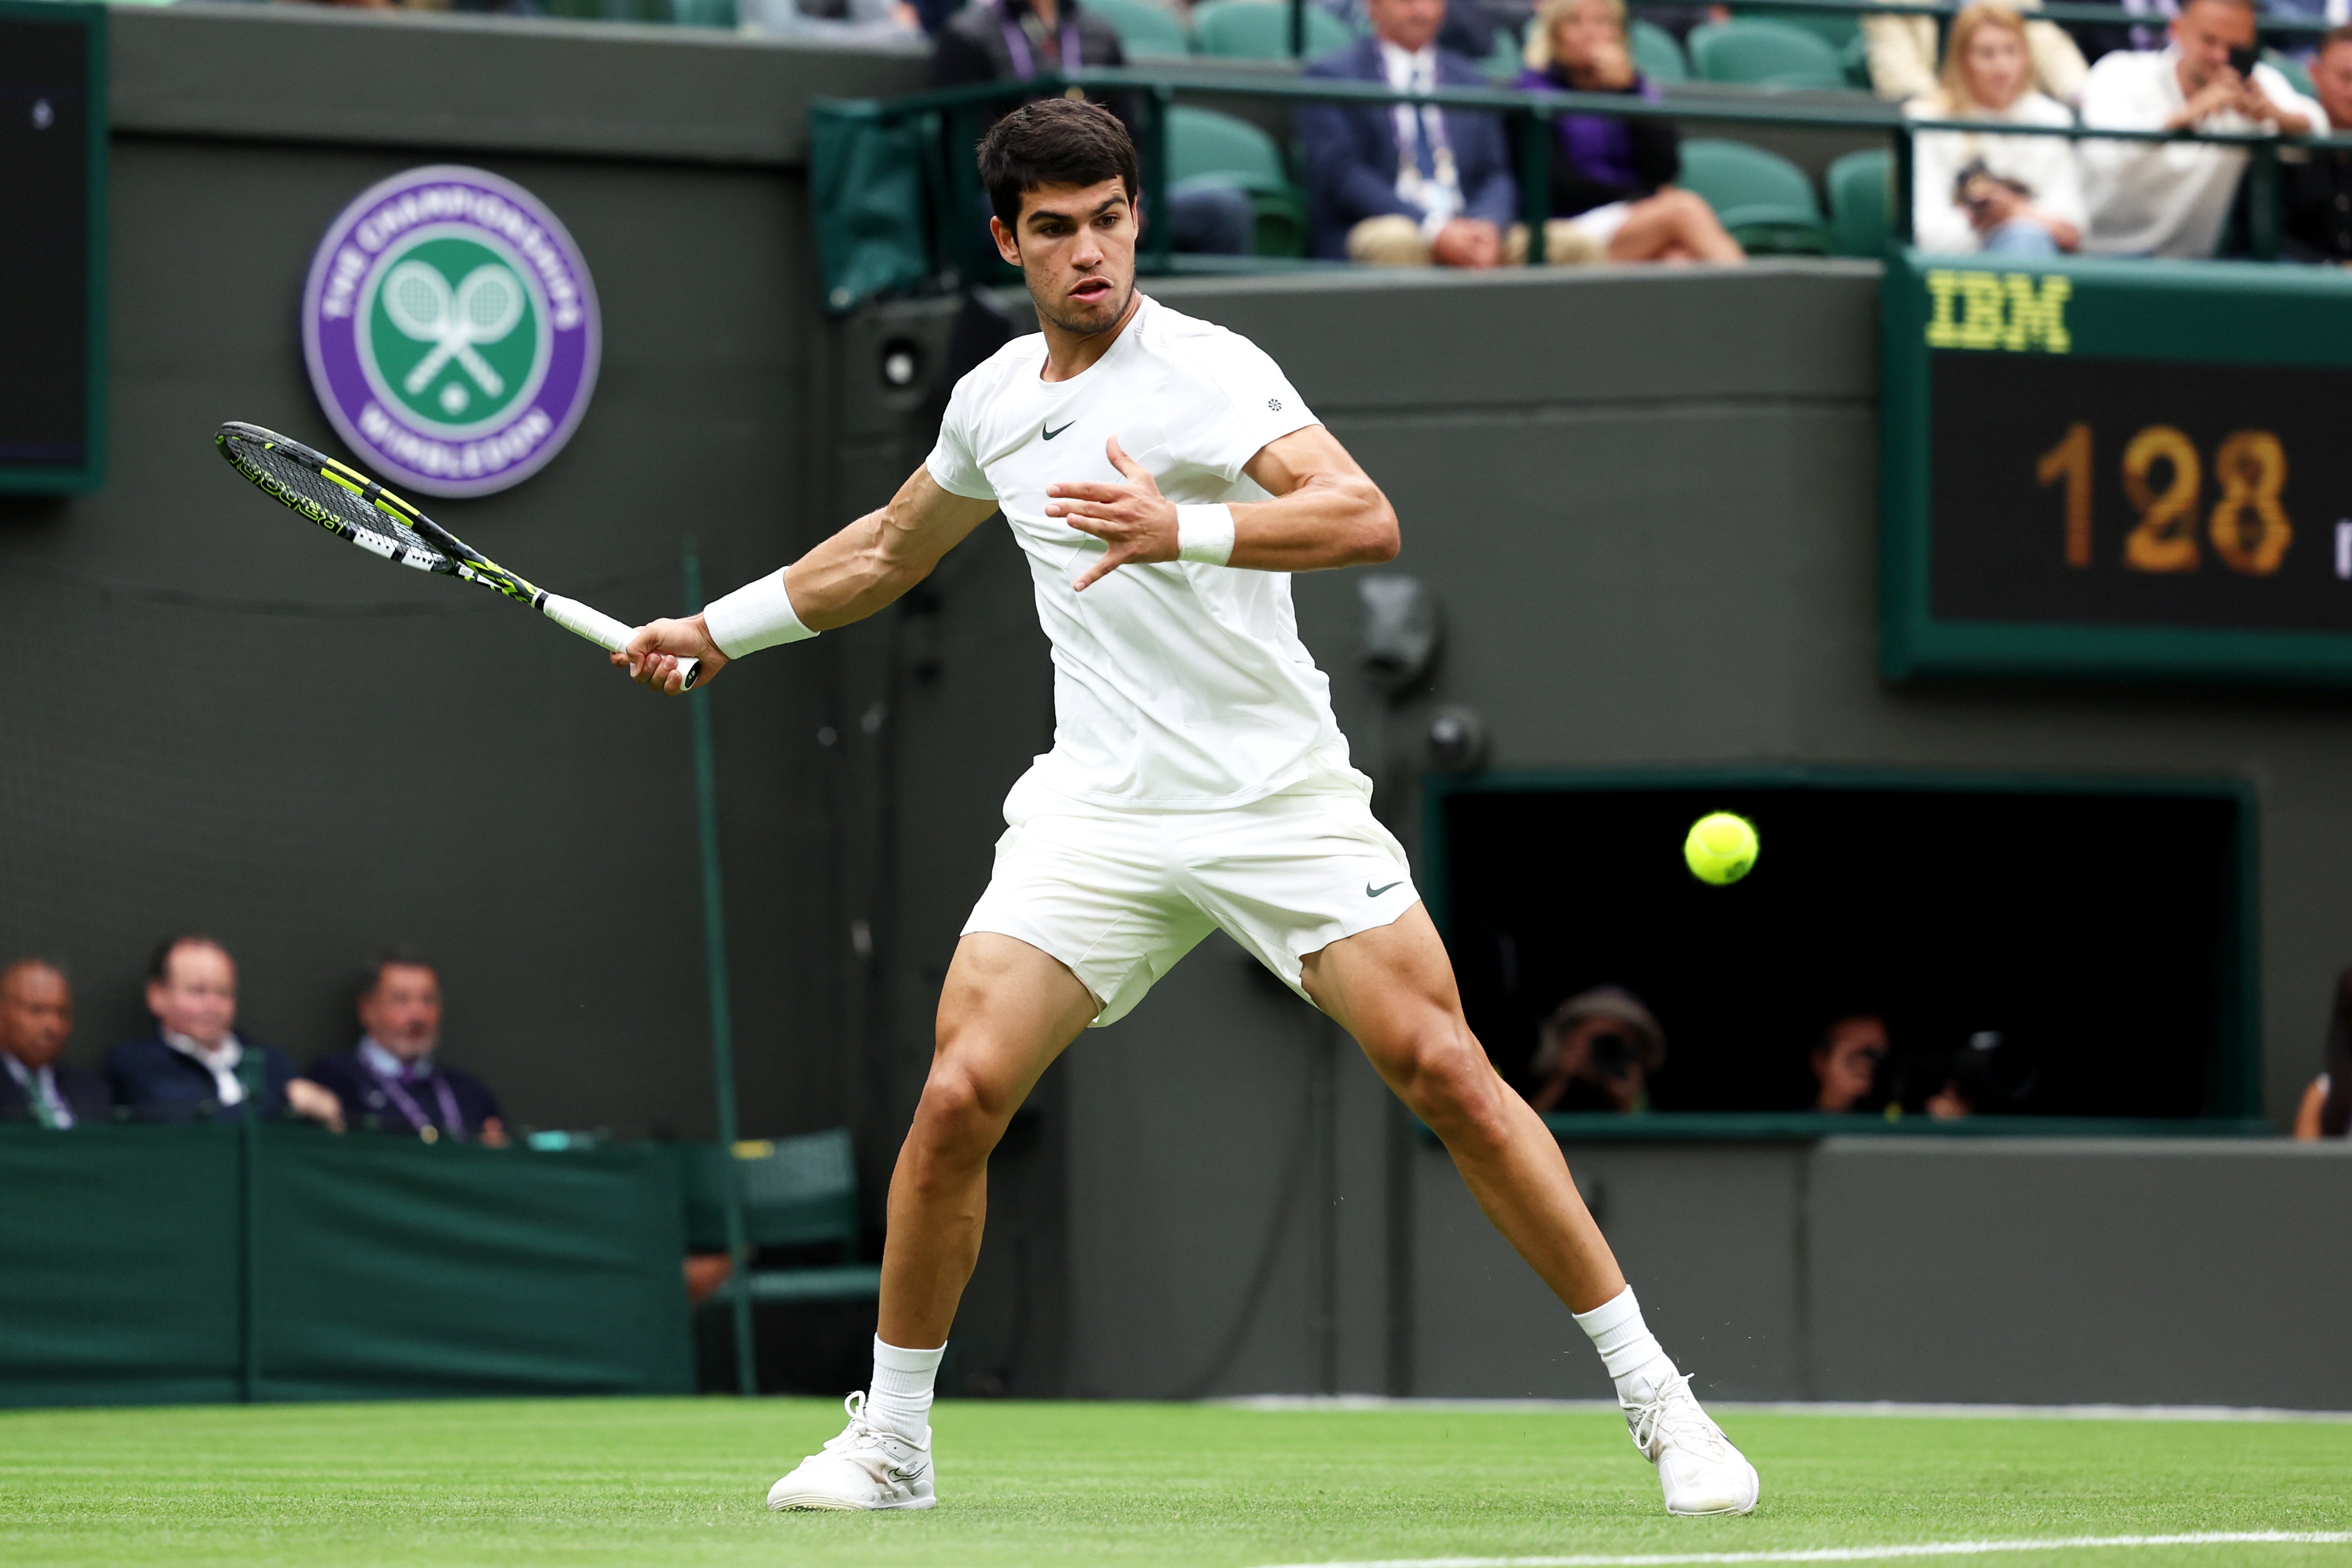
[619,96,1758,1519]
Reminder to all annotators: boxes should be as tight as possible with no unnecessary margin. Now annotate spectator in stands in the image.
[1525,985,1666,1114]
[0,960,110,1129]
[1866,0,2088,105]
[2079,0,2324,256]
[1811,1012,1890,1113]
[106,935,342,1130]
[2294,964,2352,1138]
[932,0,1256,256]
[1908,3,2088,254]
[1514,0,1747,263]
[2283,24,2352,264]
[307,951,508,1146]
[1299,0,1526,264]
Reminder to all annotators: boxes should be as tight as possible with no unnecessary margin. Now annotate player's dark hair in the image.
[357,945,437,1003]
[147,933,228,983]
[977,98,1140,230]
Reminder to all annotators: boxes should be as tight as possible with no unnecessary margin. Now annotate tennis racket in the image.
[214,421,698,690]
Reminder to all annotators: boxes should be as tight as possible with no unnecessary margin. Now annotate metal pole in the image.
[1889,123,1914,249]
[1145,84,1175,274]
[685,544,758,1399]
[238,1117,259,1403]
[2248,140,2281,262]
[1290,0,1306,57]
[1517,108,1552,265]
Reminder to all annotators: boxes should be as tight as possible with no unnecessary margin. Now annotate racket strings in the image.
[233,437,447,568]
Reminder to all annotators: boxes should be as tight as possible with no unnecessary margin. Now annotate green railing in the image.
[814,66,2352,306]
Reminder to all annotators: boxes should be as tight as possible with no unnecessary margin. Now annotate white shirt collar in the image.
[1378,37,1438,90]
[2,1051,71,1127]
[359,1036,432,1080]
[163,1029,246,1107]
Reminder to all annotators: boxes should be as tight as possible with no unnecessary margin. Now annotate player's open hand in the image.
[617,615,727,694]
[1047,436,1177,591]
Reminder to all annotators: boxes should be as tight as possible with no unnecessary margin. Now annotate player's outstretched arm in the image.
[1047,425,1397,591]
[617,466,1000,693]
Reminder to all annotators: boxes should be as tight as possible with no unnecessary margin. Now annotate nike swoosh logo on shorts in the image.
[1367,880,1404,898]
[1042,421,1075,440]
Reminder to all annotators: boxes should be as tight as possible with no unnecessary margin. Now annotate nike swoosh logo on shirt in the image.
[1367,880,1404,898]
[1042,421,1075,440]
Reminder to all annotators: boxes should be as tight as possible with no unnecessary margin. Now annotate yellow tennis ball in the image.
[1683,811,1759,885]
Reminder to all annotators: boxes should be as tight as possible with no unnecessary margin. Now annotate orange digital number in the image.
[2121,425,2203,574]
[2208,429,2291,576]
[2036,422,2093,568]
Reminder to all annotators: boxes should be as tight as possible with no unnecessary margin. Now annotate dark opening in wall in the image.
[1435,772,2252,1121]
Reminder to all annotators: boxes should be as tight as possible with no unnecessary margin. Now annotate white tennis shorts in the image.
[963,758,1420,1027]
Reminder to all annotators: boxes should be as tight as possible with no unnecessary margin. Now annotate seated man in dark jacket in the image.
[0,959,111,1128]
[933,0,1256,256]
[107,935,343,1128]
[1299,0,1524,264]
[1516,0,1744,263]
[2284,26,2352,265]
[307,951,507,1146]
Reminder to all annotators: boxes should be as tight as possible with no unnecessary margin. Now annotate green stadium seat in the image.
[1730,3,1859,50]
[1168,104,1310,256]
[684,1129,881,1304]
[1688,18,1849,91]
[1676,137,1832,253]
[1190,0,1354,60]
[1630,18,1690,83]
[1480,23,1527,81]
[2263,47,2316,99]
[1088,0,1192,59]
[1826,146,1891,257]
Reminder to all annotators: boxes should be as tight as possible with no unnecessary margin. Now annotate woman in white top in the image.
[1906,2,2087,255]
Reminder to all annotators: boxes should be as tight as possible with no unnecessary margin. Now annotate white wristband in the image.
[700,569,817,659]
[1175,504,1236,567]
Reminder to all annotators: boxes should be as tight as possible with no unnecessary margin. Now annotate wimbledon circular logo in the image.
[302,166,599,497]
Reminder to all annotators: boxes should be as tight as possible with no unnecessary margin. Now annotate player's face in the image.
[359,964,443,1061]
[147,942,237,1050]
[0,965,73,1070]
[994,178,1139,337]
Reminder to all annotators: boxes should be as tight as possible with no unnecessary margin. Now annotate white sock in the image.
[864,1336,945,1443]
[1573,1285,1679,1405]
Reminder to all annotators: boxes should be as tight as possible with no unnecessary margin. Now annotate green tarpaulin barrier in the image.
[0,1125,692,1407]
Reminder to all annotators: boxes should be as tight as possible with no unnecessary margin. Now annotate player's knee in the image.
[911,1061,1008,1158]
[1393,1026,1508,1144]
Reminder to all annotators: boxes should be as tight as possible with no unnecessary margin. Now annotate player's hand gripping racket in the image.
[214,422,698,691]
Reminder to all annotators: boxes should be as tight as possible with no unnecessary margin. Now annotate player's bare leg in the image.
[767,933,1093,1512]
[1301,904,1760,1516]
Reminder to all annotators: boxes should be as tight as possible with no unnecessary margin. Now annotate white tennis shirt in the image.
[927,293,1346,808]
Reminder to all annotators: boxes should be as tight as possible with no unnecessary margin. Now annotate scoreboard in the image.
[0,1,105,493]
[1880,248,2352,684]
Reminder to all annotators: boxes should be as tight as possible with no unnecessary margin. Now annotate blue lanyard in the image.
[365,1058,466,1140]
[996,0,1081,79]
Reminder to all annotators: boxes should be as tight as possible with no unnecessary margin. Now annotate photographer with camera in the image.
[2078,0,2321,257]
[1526,985,1666,1115]
[1906,3,2087,256]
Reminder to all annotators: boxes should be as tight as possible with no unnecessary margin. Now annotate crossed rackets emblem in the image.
[382,259,526,414]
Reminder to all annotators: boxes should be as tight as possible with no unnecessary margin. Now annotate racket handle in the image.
[539,593,702,692]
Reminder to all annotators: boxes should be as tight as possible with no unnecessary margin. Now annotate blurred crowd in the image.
[0,938,505,1142]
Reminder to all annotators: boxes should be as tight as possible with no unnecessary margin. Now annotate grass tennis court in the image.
[4,1398,2349,1567]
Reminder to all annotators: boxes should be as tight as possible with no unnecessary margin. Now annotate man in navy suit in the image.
[107,935,343,1128]
[1299,0,1522,264]
[0,960,112,1128]
[307,951,508,1146]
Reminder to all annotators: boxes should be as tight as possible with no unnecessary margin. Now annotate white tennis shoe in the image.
[765,1392,936,1512]
[1623,1372,1759,1516]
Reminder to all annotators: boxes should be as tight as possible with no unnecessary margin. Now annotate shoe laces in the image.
[821,1392,918,1478]
[1623,1372,1733,1463]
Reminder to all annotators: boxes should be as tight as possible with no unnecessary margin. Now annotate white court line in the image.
[1217,1397,2352,1424]
[1248,1530,2352,1568]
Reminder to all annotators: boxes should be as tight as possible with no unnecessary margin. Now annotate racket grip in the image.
[540,593,702,692]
